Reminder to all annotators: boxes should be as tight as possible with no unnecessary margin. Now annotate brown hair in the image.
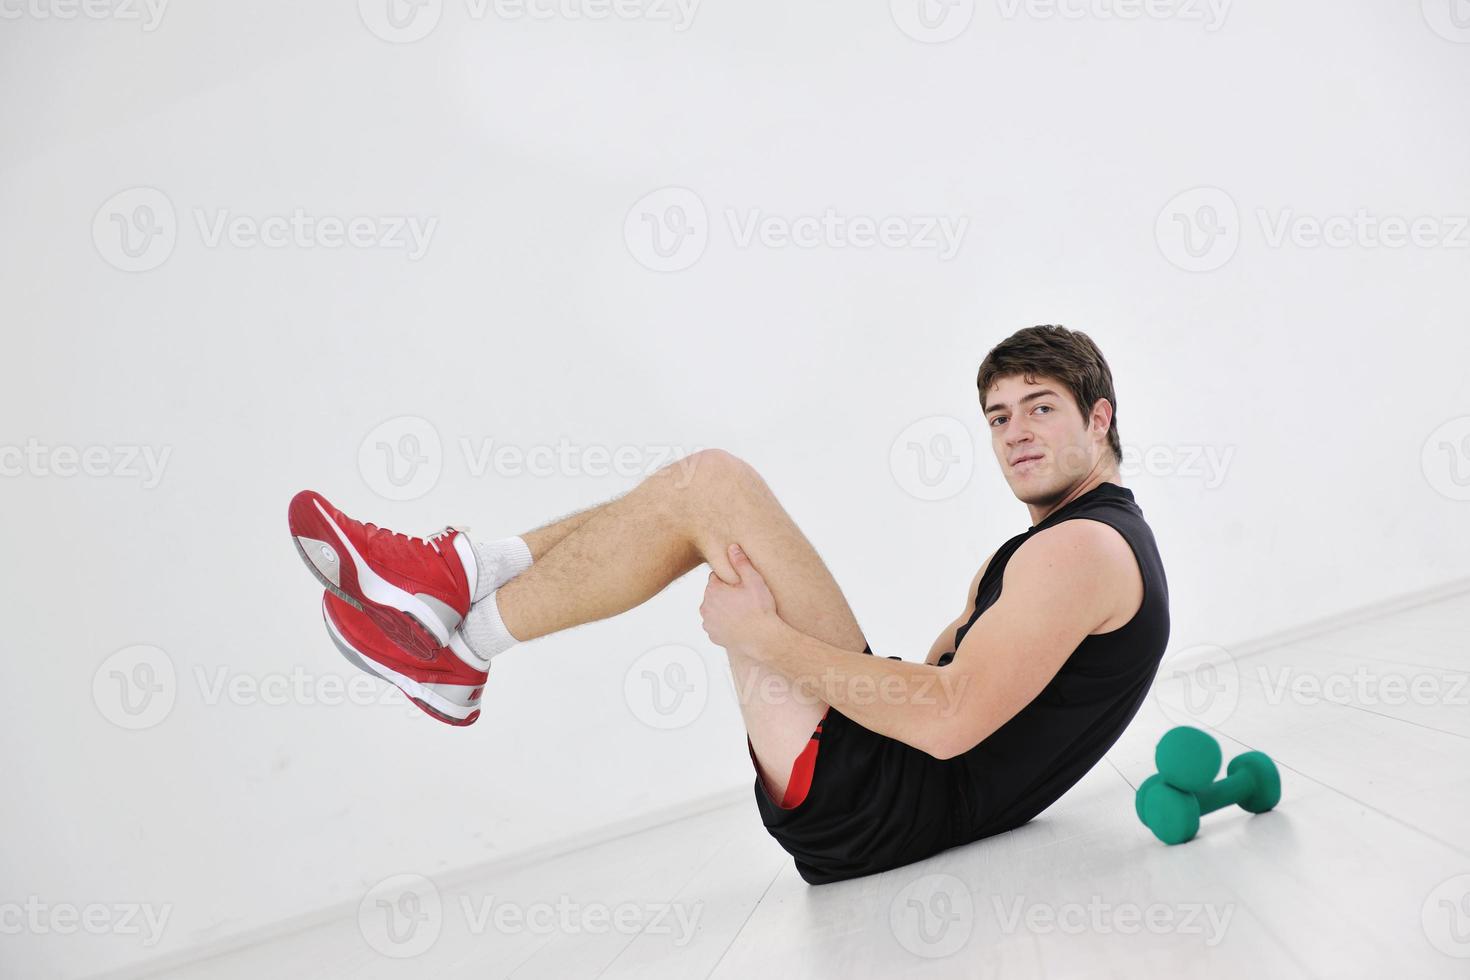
[976,324,1122,465]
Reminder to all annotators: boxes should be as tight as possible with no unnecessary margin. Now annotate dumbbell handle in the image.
[1193,767,1256,815]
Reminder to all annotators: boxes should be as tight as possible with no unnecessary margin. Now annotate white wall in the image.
[2,2,1467,975]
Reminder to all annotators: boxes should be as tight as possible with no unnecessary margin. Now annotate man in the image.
[288,324,1169,884]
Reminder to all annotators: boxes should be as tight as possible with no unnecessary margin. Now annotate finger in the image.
[728,543,761,582]
[709,548,740,586]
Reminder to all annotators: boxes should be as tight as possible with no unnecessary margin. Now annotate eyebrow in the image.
[983,388,1060,417]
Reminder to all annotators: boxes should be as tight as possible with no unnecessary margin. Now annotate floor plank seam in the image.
[702,864,785,980]
[590,831,742,980]
[1195,717,1470,859]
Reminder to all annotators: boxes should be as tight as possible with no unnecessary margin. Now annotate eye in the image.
[989,416,1006,427]
[1035,405,1052,415]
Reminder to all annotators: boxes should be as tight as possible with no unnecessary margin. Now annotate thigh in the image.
[670,450,870,801]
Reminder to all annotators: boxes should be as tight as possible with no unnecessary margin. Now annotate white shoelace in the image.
[423,525,470,554]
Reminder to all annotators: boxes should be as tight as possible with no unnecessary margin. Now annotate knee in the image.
[677,448,760,493]
[654,449,762,545]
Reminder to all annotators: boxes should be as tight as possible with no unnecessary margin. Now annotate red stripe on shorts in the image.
[778,708,830,809]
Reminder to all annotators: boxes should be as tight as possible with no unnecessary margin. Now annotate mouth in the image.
[1011,453,1044,469]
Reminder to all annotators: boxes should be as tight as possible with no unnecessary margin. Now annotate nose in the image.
[1004,419,1036,452]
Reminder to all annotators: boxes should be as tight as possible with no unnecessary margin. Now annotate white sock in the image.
[460,589,520,662]
[469,535,534,603]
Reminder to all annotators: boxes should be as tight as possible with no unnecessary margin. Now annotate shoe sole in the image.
[289,492,453,664]
[321,596,482,726]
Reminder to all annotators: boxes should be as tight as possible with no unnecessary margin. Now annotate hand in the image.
[700,543,780,656]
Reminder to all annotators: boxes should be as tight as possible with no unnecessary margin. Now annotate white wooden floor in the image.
[133,589,1470,979]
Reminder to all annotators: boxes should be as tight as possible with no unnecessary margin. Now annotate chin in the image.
[1009,472,1058,501]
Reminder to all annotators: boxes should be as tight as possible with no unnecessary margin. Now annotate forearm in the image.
[749,619,972,759]
[923,628,956,666]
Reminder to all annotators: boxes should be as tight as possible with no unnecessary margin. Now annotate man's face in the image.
[983,373,1103,502]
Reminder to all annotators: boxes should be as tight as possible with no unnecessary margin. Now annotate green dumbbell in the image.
[1135,726,1281,845]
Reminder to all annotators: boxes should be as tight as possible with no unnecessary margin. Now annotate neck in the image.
[1027,464,1121,527]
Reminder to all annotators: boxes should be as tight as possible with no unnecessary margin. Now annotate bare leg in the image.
[518,500,611,561]
[494,449,868,801]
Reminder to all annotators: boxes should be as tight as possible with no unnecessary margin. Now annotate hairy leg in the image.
[494,449,868,800]
[518,500,609,561]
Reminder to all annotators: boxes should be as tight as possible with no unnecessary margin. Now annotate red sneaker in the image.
[289,490,478,663]
[320,591,489,726]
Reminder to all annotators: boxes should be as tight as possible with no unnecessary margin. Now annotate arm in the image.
[749,522,1129,760]
[705,544,986,759]
[922,550,996,666]
[747,550,998,757]
[930,520,1134,758]
[708,527,1127,760]
[751,620,970,759]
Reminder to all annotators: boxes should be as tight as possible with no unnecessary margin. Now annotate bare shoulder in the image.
[1008,519,1143,635]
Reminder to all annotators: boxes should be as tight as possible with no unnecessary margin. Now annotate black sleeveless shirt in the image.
[750,480,1170,884]
[939,480,1171,839]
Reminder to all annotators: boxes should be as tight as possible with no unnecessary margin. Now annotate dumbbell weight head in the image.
[1154,726,1222,793]
[1138,778,1202,845]
[1226,751,1281,813]
[1135,773,1161,821]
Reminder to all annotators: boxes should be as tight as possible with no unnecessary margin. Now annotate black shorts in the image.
[749,645,974,884]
